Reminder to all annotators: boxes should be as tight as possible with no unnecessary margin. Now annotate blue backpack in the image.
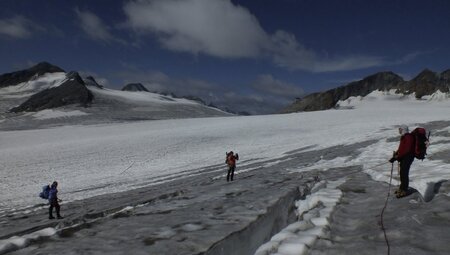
[39,185,50,199]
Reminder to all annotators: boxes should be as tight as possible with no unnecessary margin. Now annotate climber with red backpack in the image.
[389,125,429,198]
[225,151,239,182]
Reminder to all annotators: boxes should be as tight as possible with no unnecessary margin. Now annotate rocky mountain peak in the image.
[83,76,103,89]
[412,69,438,83]
[0,61,65,88]
[121,83,149,92]
[362,71,404,84]
[30,62,65,75]
[10,71,93,113]
[66,71,85,84]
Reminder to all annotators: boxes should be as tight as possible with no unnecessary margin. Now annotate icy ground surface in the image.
[1,93,450,254]
[1,137,449,255]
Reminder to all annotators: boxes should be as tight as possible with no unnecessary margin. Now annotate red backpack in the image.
[410,127,430,160]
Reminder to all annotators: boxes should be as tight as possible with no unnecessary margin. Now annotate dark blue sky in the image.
[1,0,449,114]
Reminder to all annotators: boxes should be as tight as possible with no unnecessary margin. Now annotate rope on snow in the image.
[380,162,394,255]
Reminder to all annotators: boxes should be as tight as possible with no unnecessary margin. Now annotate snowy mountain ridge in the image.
[283,69,450,113]
[0,63,230,130]
[336,89,450,109]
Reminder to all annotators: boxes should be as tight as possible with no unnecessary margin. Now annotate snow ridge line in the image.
[204,179,317,255]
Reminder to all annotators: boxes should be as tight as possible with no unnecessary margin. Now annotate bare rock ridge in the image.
[283,69,450,113]
[0,62,65,88]
[10,71,93,113]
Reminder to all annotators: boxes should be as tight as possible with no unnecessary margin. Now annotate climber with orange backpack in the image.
[389,125,430,198]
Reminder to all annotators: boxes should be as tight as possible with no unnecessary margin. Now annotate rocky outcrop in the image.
[121,83,149,92]
[283,69,450,112]
[0,62,64,88]
[10,72,93,113]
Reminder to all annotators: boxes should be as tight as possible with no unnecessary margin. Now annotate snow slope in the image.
[89,87,202,105]
[0,72,66,99]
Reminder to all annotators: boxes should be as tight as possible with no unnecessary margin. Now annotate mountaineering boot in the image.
[57,215,64,219]
[49,215,55,219]
[396,190,407,198]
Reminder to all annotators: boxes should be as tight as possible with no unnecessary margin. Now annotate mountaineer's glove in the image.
[389,157,396,163]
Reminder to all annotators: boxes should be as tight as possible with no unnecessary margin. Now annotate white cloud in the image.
[0,16,45,39]
[123,0,268,58]
[123,0,419,73]
[268,30,386,72]
[75,8,126,44]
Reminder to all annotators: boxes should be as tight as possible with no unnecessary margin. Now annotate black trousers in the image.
[227,166,235,181]
[49,199,61,217]
[399,155,415,192]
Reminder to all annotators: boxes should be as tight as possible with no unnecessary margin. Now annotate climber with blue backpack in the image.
[48,181,63,219]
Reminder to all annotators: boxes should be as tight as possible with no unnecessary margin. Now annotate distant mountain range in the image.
[0,62,229,130]
[3,62,449,125]
[282,69,450,113]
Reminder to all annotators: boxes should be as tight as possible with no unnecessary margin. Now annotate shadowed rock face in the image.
[283,69,450,113]
[441,69,450,81]
[83,76,103,89]
[121,83,149,92]
[0,62,64,88]
[10,72,93,113]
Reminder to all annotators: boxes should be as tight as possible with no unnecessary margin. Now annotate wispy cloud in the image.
[0,16,45,39]
[251,74,304,99]
[116,66,301,114]
[122,0,411,73]
[75,8,126,44]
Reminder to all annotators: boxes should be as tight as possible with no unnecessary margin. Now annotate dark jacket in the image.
[48,187,58,202]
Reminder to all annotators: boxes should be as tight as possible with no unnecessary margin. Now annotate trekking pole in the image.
[380,152,395,255]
